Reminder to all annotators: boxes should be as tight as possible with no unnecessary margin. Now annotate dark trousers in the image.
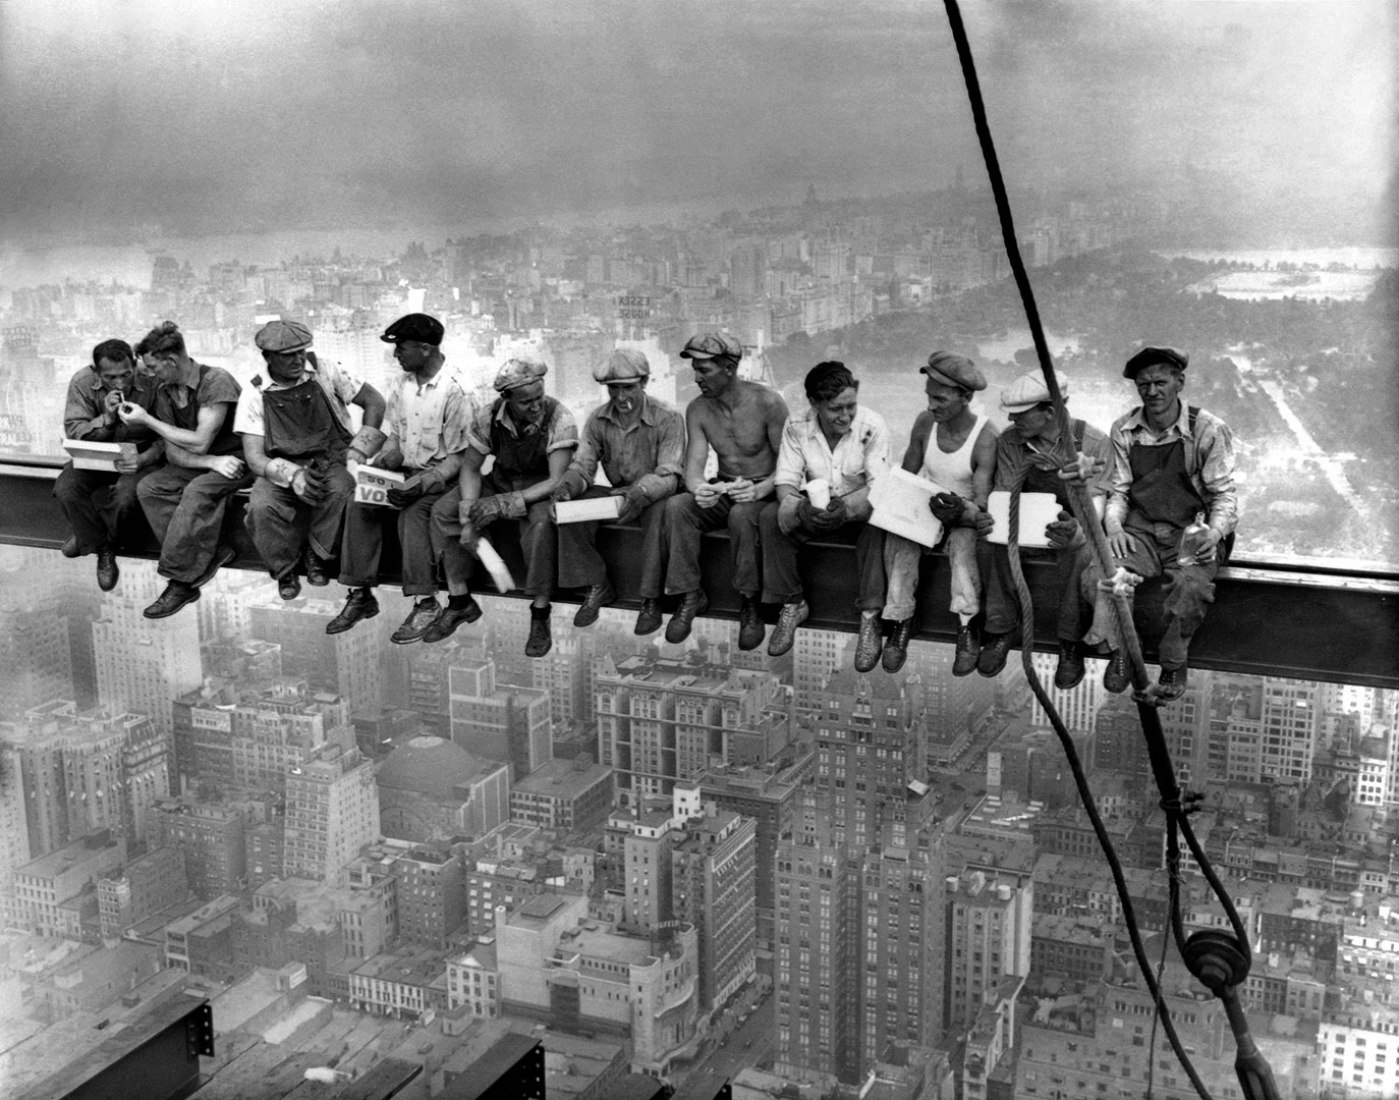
[54,462,153,554]
[664,493,762,599]
[757,503,885,610]
[433,476,556,598]
[340,478,446,597]
[557,487,667,596]
[137,464,254,584]
[984,542,1090,642]
[1081,519,1221,670]
[245,466,355,581]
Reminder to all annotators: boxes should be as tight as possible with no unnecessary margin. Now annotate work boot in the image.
[95,547,120,592]
[391,598,441,645]
[1103,648,1131,694]
[193,544,237,588]
[422,597,483,643]
[952,621,981,677]
[303,547,330,587]
[634,598,663,636]
[61,536,82,559]
[278,572,302,601]
[326,588,379,634]
[143,581,200,619]
[665,591,708,644]
[737,596,765,652]
[977,632,1014,678]
[1054,640,1086,690]
[526,605,553,658]
[853,611,883,673]
[573,581,616,628]
[1156,666,1188,702]
[882,618,916,673]
[768,599,808,657]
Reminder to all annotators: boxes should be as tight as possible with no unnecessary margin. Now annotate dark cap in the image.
[381,313,444,347]
[254,319,313,354]
[1123,346,1188,380]
[680,332,743,361]
[920,351,986,392]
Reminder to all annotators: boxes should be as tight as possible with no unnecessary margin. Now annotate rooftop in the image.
[511,757,614,799]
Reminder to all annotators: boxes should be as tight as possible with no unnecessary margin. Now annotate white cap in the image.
[1000,370,1068,414]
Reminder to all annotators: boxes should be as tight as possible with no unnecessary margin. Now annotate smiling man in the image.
[551,348,684,634]
[1081,346,1239,701]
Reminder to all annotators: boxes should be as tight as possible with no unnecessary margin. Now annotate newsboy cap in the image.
[254,319,313,354]
[1123,346,1188,380]
[493,358,548,392]
[1000,370,1068,414]
[593,348,650,384]
[380,313,444,346]
[679,332,743,361]
[920,351,986,392]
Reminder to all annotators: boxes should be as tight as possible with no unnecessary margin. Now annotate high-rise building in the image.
[151,799,247,901]
[392,847,466,948]
[283,747,379,884]
[0,551,74,722]
[943,869,1033,1037]
[792,628,849,715]
[448,656,552,780]
[248,596,387,718]
[0,740,34,889]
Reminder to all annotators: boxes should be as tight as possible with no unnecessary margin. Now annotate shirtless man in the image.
[880,351,998,673]
[663,332,788,649]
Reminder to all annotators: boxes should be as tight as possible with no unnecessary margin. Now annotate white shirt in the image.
[774,405,891,496]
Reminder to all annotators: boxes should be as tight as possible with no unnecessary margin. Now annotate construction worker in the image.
[664,332,788,649]
[551,348,684,634]
[326,313,475,644]
[975,370,1110,688]
[235,319,386,600]
[439,358,578,657]
[1081,346,1239,701]
[759,360,890,667]
[55,338,164,592]
[880,351,998,673]
[124,321,251,618]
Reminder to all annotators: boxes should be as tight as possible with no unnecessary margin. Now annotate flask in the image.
[1178,512,1210,566]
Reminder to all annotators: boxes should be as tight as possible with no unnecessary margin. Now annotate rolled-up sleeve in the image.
[546,404,579,454]
[1195,414,1238,536]
[773,421,807,490]
[564,414,606,494]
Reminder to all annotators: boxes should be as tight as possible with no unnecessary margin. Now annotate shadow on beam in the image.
[2,456,1396,690]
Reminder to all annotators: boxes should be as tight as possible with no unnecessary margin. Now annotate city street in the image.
[671,986,776,1100]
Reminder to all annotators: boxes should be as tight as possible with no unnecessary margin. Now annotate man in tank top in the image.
[880,351,998,673]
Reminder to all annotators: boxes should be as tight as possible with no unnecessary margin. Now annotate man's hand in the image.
[612,484,648,524]
[1192,527,1224,564]
[113,450,141,474]
[972,511,995,539]
[727,477,757,504]
[1106,527,1138,560]
[552,481,575,504]
[210,455,246,481]
[468,495,505,526]
[458,519,479,549]
[291,466,328,504]
[117,401,148,427]
[930,491,964,525]
[807,497,846,531]
[102,390,124,420]
[693,483,722,510]
[1058,454,1105,484]
[386,475,427,508]
[1045,510,1080,550]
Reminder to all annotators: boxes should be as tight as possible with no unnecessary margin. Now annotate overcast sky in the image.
[0,0,1393,243]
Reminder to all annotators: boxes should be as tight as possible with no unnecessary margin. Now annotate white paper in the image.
[475,537,516,593]
[62,438,137,472]
[353,464,405,507]
[986,491,1060,548]
[553,496,621,524]
[868,468,945,548]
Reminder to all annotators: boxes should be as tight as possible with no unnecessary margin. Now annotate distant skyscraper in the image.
[944,869,1032,1036]
[283,747,379,884]
[448,655,552,780]
[248,596,386,719]
[0,552,75,722]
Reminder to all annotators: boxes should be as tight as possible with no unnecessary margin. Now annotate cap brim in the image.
[680,350,717,360]
[1001,402,1039,414]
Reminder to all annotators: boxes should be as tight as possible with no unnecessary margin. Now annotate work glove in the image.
[1045,510,1080,550]
[552,480,576,504]
[469,491,528,526]
[291,465,328,504]
[930,491,965,526]
[386,474,428,508]
[612,484,649,524]
[972,510,995,539]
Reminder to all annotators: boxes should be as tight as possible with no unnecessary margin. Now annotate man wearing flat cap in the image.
[551,348,685,633]
[760,360,890,666]
[880,351,999,673]
[435,357,577,657]
[975,369,1110,688]
[327,312,477,644]
[236,319,386,600]
[664,331,788,649]
[1081,346,1239,701]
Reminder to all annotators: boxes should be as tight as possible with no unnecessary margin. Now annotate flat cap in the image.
[593,348,650,384]
[254,319,313,354]
[493,358,548,392]
[380,313,444,346]
[1123,346,1188,380]
[1001,370,1068,414]
[920,351,986,392]
[680,332,743,361]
